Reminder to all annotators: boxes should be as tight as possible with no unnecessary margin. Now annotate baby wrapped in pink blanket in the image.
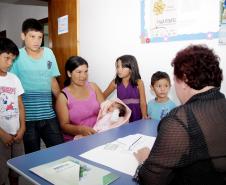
[74,99,131,139]
[93,98,131,132]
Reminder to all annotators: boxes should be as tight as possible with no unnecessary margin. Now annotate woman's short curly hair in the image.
[171,44,223,90]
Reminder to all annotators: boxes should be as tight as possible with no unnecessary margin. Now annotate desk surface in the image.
[7,119,158,185]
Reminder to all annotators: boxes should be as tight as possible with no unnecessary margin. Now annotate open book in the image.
[30,156,119,185]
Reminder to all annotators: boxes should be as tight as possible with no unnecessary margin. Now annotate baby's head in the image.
[108,102,126,117]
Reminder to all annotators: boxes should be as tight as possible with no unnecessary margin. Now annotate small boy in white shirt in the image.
[0,38,25,185]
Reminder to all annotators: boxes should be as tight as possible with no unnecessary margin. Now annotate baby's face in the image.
[108,102,120,113]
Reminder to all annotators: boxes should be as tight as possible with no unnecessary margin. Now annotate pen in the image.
[128,136,142,150]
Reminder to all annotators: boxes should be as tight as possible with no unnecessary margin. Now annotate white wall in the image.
[0,1,225,104]
[79,0,226,104]
[0,3,47,47]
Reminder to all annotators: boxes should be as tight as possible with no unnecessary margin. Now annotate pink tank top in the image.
[62,82,100,141]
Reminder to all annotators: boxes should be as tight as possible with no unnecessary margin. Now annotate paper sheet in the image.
[80,134,156,176]
[30,156,119,185]
[30,159,80,185]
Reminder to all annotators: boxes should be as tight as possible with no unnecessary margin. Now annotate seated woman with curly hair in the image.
[134,44,226,185]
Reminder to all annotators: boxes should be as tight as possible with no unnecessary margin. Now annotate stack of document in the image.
[30,156,119,185]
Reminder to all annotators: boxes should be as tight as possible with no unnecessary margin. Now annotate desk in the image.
[7,119,158,185]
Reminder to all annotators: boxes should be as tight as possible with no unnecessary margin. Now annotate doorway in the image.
[39,17,49,47]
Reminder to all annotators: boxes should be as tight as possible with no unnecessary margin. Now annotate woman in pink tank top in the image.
[56,56,104,141]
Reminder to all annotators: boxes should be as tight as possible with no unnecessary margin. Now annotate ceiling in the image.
[0,0,48,6]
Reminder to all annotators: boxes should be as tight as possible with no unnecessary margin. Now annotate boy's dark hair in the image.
[151,71,171,86]
[0,37,19,56]
[22,18,44,34]
[117,103,126,117]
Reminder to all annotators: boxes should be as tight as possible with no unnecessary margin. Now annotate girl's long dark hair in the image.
[115,55,141,87]
[64,56,88,87]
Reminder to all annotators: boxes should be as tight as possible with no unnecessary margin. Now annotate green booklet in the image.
[30,156,119,185]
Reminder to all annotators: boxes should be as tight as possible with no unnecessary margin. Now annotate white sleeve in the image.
[14,75,24,96]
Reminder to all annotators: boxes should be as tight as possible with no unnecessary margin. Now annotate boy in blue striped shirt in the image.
[10,18,63,154]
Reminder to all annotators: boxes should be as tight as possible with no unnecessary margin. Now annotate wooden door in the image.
[48,0,79,88]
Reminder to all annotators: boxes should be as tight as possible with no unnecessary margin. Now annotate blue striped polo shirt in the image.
[10,47,60,121]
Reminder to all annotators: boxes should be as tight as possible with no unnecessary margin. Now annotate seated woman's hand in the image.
[80,126,97,136]
[134,147,150,164]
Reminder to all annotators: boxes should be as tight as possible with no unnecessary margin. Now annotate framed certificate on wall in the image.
[140,0,219,43]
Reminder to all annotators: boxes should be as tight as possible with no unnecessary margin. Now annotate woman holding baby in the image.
[55,56,104,142]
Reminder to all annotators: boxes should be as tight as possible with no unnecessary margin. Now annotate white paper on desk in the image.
[30,156,119,185]
[30,159,80,185]
[80,134,156,176]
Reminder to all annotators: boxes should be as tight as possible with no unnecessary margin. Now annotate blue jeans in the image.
[23,117,63,154]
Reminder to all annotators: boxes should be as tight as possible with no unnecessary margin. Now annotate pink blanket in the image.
[93,98,131,132]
